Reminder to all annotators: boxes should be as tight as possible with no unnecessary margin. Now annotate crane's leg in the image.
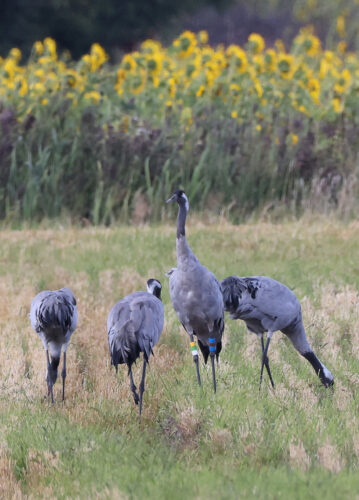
[260,332,274,390]
[209,338,217,394]
[128,365,139,405]
[61,351,67,402]
[190,334,201,386]
[46,350,54,404]
[260,335,275,389]
[138,358,147,419]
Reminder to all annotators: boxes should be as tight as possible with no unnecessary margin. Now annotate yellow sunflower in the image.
[248,33,265,54]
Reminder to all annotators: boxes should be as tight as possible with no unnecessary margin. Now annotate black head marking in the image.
[147,278,162,299]
[166,189,188,208]
[302,351,334,388]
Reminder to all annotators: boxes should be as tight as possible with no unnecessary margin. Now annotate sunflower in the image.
[173,31,197,58]
[226,45,248,73]
[248,33,265,54]
[293,28,321,57]
[90,43,108,70]
[290,134,299,146]
[332,97,344,113]
[122,54,137,73]
[277,54,295,79]
[334,69,351,94]
[253,79,263,98]
[145,52,163,75]
[307,77,320,104]
[44,37,57,59]
[264,49,277,72]
[18,78,28,96]
[141,40,162,54]
[196,84,205,97]
[84,90,101,104]
[130,70,147,95]
[9,48,22,61]
[229,83,241,96]
[33,41,44,55]
[198,31,209,45]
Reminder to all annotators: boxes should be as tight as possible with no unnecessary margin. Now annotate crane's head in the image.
[319,364,334,388]
[165,267,177,277]
[147,278,162,299]
[166,190,189,212]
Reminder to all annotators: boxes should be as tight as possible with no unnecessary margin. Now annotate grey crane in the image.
[220,276,334,388]
[166,190,224,393]
[107,279,164,417]
[30,288,78,403]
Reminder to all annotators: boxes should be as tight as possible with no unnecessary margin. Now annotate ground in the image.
[0,217,359,498]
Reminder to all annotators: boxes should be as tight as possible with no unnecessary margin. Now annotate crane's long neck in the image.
[282,317,334,387]
[177,201,187,239]
[176,199,198,268]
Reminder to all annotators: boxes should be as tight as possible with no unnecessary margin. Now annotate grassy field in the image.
[1,217,359,499]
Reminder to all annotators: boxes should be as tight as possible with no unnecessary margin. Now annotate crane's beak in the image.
[166,194,176,203]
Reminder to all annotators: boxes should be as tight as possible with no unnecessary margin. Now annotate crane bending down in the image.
[221,276,334,388]
[107,279,164,417]
[30,288,78,403]
[166,190,224,393]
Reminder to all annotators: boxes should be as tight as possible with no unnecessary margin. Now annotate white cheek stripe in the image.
[183,194,189,212]
[322,364,333,380]
[147,281,161,294]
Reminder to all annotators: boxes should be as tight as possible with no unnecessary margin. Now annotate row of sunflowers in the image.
[0,28,358,127]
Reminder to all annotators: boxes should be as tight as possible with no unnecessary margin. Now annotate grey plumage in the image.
[167,190,224,392]
[107,279,164,416]
[221,276,334,388]
[30,287,77,402]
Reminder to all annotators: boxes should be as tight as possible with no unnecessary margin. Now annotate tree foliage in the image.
[0,0,230,58]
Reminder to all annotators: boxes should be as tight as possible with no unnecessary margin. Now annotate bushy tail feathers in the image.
[38,295,74,332]
[108,320,140,369]
[220,276,246,313]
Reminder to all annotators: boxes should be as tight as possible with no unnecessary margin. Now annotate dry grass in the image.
[0,219,359,498]
[0,449,23,499]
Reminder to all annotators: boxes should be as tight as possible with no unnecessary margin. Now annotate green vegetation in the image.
[2,1,359,225]
[2,0,359,57]
[1,219,359,498]
[2,28,359,224]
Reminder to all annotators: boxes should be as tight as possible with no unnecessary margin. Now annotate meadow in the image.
[1,217,359,499]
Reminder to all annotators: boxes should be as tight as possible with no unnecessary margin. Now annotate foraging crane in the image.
[107,279,164,417]
[166,190,224,393]
[221,276,334,388]
[30,288,78,403]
